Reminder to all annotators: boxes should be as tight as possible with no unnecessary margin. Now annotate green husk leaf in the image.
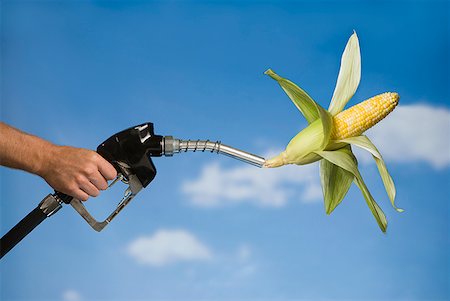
[320,145,355,214]
[281,103,332,166]
[328,31,361,116]
[337,135,403,212]
[315,103,332,149]
[265,69,322,124]
[315,148,388,233]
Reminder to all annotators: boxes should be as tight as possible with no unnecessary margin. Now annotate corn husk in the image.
[328,31,361,116]
[264,31,402,232]
[315,148,387,232]
[264,69,320,124]
[320,145,355,214]
[337,135,403,212]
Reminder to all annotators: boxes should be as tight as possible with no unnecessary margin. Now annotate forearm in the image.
[0,122,55,176]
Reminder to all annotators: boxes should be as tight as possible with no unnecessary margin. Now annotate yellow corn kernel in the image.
[331,92,399,140]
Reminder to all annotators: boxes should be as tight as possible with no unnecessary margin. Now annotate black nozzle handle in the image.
[97,122,159,188]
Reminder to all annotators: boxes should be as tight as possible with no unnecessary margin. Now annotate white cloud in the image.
[127,229,212,267]
[62,290,82,301]
[367,104,450,169]
[181,160,322,208]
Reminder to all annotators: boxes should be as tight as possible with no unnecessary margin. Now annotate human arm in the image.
[0,122,117,201]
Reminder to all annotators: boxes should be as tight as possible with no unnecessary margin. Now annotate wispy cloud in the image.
[127,229,212,267]
[181,160,322,208]
[62,290,82,301]
[126,229,259,289]
[368,104,450,169]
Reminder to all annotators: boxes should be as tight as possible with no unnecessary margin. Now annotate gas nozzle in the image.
[68,127,266,233]
[163,136,266,168]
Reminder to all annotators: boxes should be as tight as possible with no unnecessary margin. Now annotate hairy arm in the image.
[0,122,117,201]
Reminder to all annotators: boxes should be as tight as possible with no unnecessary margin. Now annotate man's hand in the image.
[0,122,117,201]
[38,146,117,201]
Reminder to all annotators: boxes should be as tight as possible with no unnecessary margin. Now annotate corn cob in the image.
[331,92,399,140]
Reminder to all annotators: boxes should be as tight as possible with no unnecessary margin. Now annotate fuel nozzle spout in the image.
[163,136,266,168]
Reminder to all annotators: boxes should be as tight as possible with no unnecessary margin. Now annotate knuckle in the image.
[67,183,78,193]
[84,166,96,177]
[89,152,100,162]
[74,174,85,184]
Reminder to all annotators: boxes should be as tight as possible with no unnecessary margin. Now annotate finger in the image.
[72,189,90,202]
[79,180,100,198]
[89,171,108,190]
[97,157,117,180]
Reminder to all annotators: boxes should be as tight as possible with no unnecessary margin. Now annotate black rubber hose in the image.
[0,206,47,259]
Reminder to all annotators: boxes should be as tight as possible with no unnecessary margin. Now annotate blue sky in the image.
[1,1,449,300]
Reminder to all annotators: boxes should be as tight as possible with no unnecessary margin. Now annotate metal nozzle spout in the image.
[163,136,265,168]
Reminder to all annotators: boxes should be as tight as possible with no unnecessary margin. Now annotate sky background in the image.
[1,1,449,301]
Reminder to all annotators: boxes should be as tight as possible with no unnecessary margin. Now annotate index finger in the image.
[96,155,118,180]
